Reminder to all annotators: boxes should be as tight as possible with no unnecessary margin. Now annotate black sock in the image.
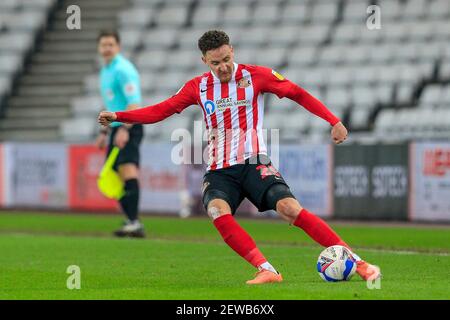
[119,178,140,222]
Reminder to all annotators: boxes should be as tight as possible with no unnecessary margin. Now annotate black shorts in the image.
[106,124,143,171]
[202,154,295,214]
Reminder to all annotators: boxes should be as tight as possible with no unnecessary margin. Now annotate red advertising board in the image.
[68,145,118,211]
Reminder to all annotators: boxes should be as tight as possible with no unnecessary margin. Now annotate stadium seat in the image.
[222,3,252,26]
[118,8,153,29]
[60,118,97,142]
[280,2,309,25]
[136,50,169,71]
[153,4,190,27]
[191,2,222,27]
[428,0,450,18]
[251,3,280,26]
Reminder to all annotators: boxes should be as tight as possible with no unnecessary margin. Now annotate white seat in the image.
[280,2,309,24]
[287,46,317,66]
[166,49,199,71]
[419,85,443,106]
[255,47,286,69]
[428,0,450,18]
[70,96,102,116]
[251,3,280,25]
[343,44,370,64]
[310,2,338,23]
[142,29,178,49]
[4,11,47,32]
[299,25,330,45]
[60,118,97,142]
[118,8,153,28]
[192,2,221,27]
[236,25,270,48]
[222,3,251,26]
[349,107,371,130]
[327,68,352,86]
[378,0,403,21]
[0,54,23,75]
[153,72,188,93]
[396,83,415,105]
[82,74,99,95]
[318,45,345,65]
[0,32,34,53]
[352,86,377,109]
[118,29,143,51]
[324,87,351,110]
[342,1,371,22]
[403,0,427,20]
[154,4,189,27]
[332,23,362,43]
[381,22,408,42]
[136,50,168,71]
[351,66,378,85]
[267,25,301,46]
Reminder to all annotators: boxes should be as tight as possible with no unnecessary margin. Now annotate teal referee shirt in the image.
[100,54,142,127]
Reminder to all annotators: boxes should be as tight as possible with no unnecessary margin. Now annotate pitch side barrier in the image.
[0,142,448,222]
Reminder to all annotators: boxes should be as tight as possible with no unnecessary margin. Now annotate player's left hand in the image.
[331,122,348,145]
[114,126,129,149]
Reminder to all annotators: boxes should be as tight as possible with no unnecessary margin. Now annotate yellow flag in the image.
[97,147,125,200]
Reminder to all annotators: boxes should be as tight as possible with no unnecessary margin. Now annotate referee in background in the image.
[95,30,145,238]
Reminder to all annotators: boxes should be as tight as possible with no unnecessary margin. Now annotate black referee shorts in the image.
[202,154,296,214]
[106,124,143,171]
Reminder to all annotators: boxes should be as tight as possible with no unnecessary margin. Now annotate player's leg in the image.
[202,170,282,284]
[269,188,381,281]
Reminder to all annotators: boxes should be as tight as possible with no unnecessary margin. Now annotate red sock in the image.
[293,209,350,249]
[213,214,267,268]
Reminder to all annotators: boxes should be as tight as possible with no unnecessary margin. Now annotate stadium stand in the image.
[0,0,449,143]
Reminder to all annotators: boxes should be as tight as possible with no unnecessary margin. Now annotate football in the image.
[317,245,356,282]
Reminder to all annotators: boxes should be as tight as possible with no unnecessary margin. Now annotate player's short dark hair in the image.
[198,30,230,55]
[97,30,120,44]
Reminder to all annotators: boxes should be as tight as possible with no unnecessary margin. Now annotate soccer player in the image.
[95,30,145,238]
[98,30,381,283]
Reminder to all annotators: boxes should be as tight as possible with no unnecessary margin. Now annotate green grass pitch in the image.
[0,212,448,300]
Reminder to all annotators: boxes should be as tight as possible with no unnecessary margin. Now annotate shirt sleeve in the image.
[257,66,340,126]
[115,79,198,124]
[116,69,142,106]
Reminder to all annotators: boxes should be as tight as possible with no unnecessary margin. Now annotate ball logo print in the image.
[317,245,356,282]
[204,100,216,115]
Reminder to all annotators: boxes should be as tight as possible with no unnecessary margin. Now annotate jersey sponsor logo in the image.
[237,77,251,88]
[271,69,285,81]
[204,100,216,115]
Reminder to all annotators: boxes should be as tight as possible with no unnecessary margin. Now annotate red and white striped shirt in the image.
[115,63,340,171]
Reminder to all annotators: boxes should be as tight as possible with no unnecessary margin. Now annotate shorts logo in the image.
[204,100,216,115]
[256,164,281,179]
[237,78,251,88]
[201,181,210,194]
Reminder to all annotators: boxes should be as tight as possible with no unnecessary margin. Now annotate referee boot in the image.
[113,220,146,238]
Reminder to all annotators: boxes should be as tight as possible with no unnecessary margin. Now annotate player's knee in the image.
[276,197,303,223]
[203,190,233,219]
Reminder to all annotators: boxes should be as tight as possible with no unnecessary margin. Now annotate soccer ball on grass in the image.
[317,245,356,282]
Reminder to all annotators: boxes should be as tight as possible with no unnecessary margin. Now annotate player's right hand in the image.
[98,111,117,126]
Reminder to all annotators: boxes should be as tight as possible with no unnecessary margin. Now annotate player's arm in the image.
[98,80,197,126]
[116,69,142,129]
[257,66,347,144]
